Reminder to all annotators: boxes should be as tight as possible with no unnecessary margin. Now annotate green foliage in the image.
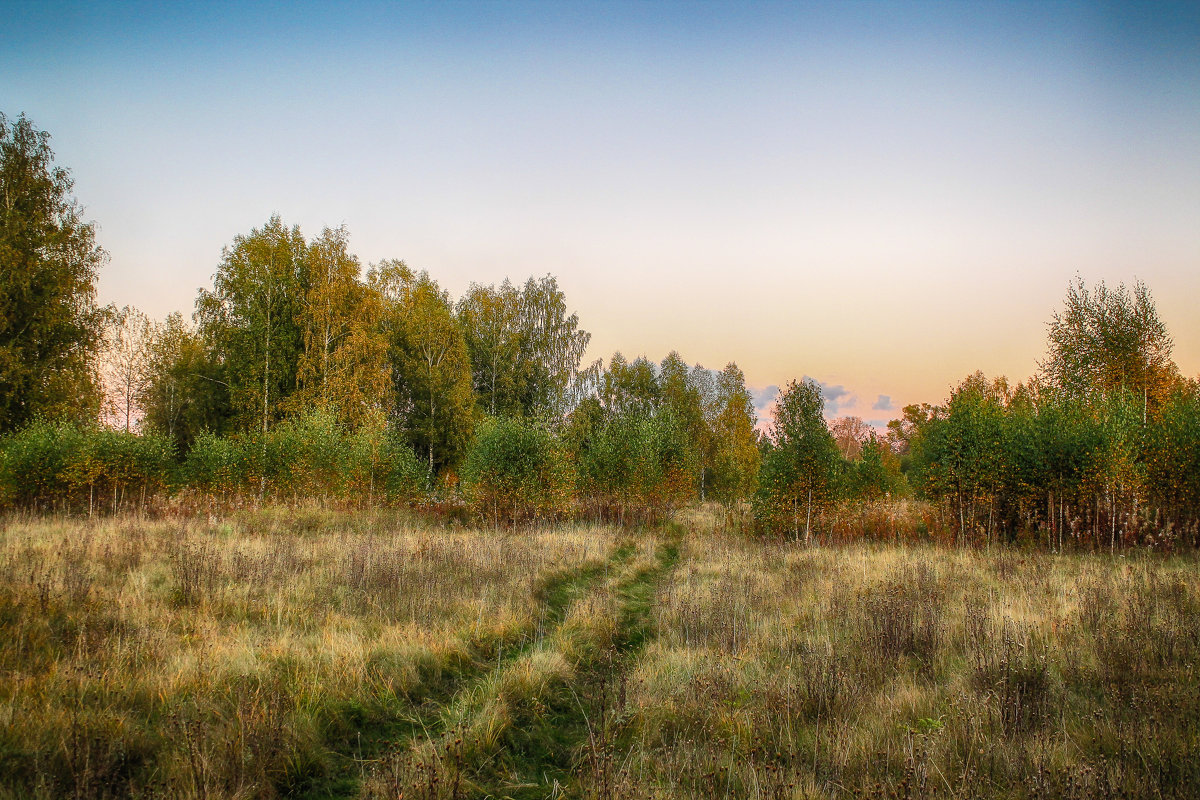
[291,226,392,429]
[181,430,247,494]
[196,215,309,434]
[374,269,476,476]
[457,276,591,418]
[0,419,174,512]
[141,312,232,451]
[181,409,424,502]
[461,415,574,524]
[706,363,761,502]
[1001,389,1103,540]
[600,353,660,415]
[1042,276,1177,409]
[0,113,107,432]
[1090,388,1149,547]
[754,379,840,538]
[847,435,897,500]
[903,371,1198,548]
[565,351,725,522]
[0,418,85,508]
[1144,382,1200,532]
[3,151,1194,543]
[909,373,1008,540]
[577,408,697,522]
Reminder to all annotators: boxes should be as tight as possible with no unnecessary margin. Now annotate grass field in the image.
[1,507,1198,799]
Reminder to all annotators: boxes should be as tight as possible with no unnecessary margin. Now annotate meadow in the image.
[1,506,1198,799]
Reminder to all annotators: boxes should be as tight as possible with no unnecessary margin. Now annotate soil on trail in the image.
[311,531,680,800]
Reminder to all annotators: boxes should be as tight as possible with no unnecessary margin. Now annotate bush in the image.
[0,418,86,510]
[370,430,427,502]
[65,426,176,512]
[461,416,574,525]
[576,409,696,524]
[181,431,248,495]
[0,420,174,512]
[179,411,425,503]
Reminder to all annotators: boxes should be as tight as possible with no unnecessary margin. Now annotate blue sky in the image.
[5,1,1198,421]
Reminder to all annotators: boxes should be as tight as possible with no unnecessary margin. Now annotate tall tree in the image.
[291,226,390,428]
[601,353,660,415]
[1089,388,1146,551]
[1144,381,1200,541]
[851,435,896,501]
[0,113,107,431]
[830,415,872,461]
[1041,277,1178,415]
[912,372,1009,544]
[518,275,591,417]
[457,280,524,416]
[659,351,707,493]
[708,362,761,502]
[456,275,591,418]
[755,378,840,541]
[196,215,308,434]
[373,268,474,476]
[140,312,231,451]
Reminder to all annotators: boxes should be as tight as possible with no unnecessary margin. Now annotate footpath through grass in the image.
[360,529,681,799]
[0,512,617,800]
[302,550,620,799]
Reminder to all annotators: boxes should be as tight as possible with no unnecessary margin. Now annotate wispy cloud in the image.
[751,378,864,432]
[872,394,894,411]
[752,384,779,411]
[805,376,855,416]
[750,385,779,432]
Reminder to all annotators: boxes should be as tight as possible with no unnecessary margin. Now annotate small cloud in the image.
[872,394,894,411]
[803,376,855,416]
[753,384,779,411]
[750,384,779,433]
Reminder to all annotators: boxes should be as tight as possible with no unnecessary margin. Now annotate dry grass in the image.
[609,530,1200,799]
[2,506,1198,799]
[0,507,614,799]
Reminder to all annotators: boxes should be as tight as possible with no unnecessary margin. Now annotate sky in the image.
[4,0,1199,428]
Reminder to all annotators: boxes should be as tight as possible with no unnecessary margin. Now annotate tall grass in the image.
[608,528,1200,799]
[0,508,613,799]
[2,508,1197,798]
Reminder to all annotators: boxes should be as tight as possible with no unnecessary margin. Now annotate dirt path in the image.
[300,536,643,799]
[353,531,681,799]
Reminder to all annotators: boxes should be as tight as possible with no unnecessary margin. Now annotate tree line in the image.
[2,112,1198,546]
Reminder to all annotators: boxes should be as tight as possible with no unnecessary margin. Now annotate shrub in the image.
[0,418,87,510]
[64,426,176,512]
[182,430,248,495]
[576,409,696,524]
[0,420,174,512]
[179,412,425,504]
[461,416,574,525]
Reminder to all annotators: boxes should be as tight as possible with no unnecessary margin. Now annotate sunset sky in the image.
[5,1,1198,427]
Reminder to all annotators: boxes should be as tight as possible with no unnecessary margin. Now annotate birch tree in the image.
[1041,277,1178,416]
[140,312,230,450]
[754,379,839,541]
[195,215,308,434]
[100,305,151,431]
[292,226,390,428]
[456,275,591,418]
[375,269,474,477]
[709,362,761,502]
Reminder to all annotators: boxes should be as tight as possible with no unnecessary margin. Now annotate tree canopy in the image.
[1041,277,1178,412]
[0,113,107,431]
